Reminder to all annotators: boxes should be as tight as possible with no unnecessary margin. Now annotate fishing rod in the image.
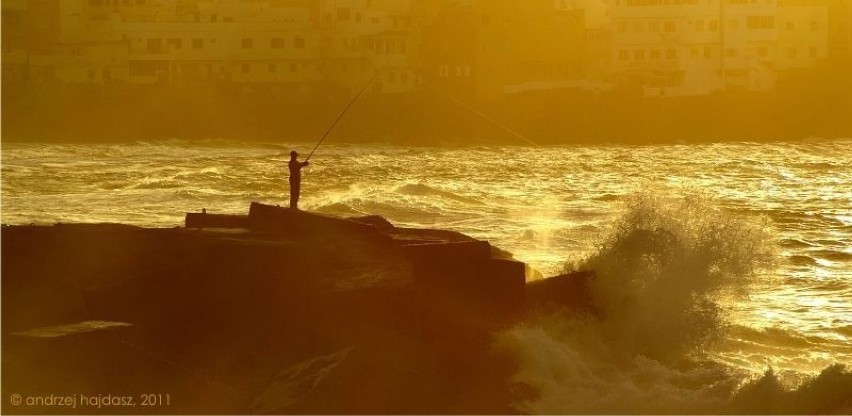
[419,76,540,148]
[305,71,381,162]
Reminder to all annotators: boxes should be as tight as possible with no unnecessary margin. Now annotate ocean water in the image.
[2,139,851,412]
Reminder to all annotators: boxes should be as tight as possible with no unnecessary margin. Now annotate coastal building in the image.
[2,0,321,89]
[775,0,829,71]
[318,0,420,95]
[0,0,130,86]
[826,0,852,64]
[610,0,727,96]
[117,1,320,89]
[421,0,586,102]
[1,0,30,84]
[574,0,614,88]
[2,0,839,96]
[492,0,586,98]
[609,0,829,96]
[719,0,780,91]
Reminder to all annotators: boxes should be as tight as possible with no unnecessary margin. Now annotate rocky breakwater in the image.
[2,203,592,414]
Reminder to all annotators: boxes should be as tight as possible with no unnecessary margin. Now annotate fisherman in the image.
[288,150,309,210]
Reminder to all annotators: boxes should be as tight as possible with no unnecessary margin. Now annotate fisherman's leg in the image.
[289,180,298,209]
[294,184,301,209]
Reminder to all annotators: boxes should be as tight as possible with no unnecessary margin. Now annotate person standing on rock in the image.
[288,150,309,210]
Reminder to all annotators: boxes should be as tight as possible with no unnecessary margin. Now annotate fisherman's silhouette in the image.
[288,150,309,210]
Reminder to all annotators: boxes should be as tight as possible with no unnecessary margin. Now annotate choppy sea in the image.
[2,139,851,413]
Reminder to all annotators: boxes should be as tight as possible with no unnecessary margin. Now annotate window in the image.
[635,50,645,60]
[242,63,249,73]
[748,16,774,29]
[192,38,203,49]
[709,20,718,31]
[337,8,351,21]
[664,20,675,32]
[294,37,305,49]
[271,38,284,48]
[788,47,797,58]
[167,38,182,49]
[810,46,818,58]
[242,38,253,49]
[811,21,819,31]
[269,63,276,73]
[650,49,660,60]
[704,46,713,59]
[146,38,162,53]
[290,62,298,73]
[619,50,629,61]
[666,49,676,60]
[2,12,22,26]
[130,60,156,76]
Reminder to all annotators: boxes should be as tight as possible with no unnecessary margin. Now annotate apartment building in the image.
[611,0,728,96]
[0,0,130,85]
[421,0,586,102]
[1,0,31,84]
[4,0,840,97]
[610,0,829,96]
[119,2,320,88]
[719,0,780,91]
[2,0,321,89]
[827,0,852,63]
[318,0,419,94]
[572,0,615,86]
[776,0,829,71]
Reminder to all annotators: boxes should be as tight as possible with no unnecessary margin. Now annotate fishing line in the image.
[306,70,381,161]
[419,77,541,148]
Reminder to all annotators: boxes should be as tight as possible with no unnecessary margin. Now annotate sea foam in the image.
[496,188,852,414]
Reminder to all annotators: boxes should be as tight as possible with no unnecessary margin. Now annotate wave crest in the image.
[491,188,849,414]
[568,189,778,360]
